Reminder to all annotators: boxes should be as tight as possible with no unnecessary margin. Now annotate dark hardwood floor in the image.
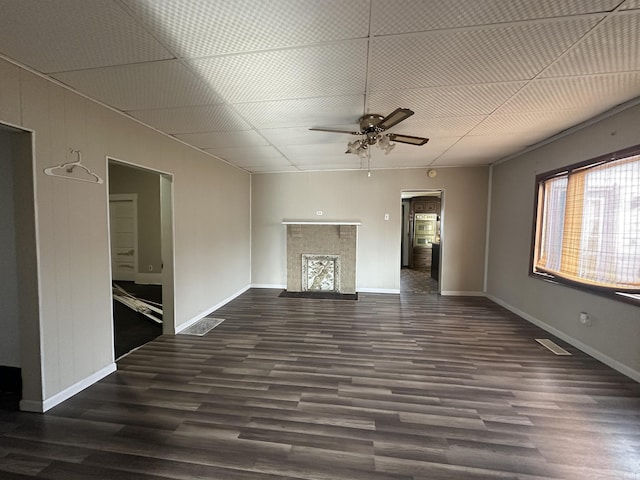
[1,288,639,479]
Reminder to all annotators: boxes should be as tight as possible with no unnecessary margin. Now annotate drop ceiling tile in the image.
[432,135,529,165]
[122,0,370,58]
[189,41,368,103]
[53,60,221,111]
[369,17,600,90]
[468,109,598,137]
[392,116,486,138]
[233,95,365,129]
[127,104,253,134]
[542,12,640,77]
[496,73,640,114]
[204,146,285,165]
[368,82,526,118]
[176,130,269,149]
[260,127,352,147]
[372,0,620,35]
[0,0,172,73]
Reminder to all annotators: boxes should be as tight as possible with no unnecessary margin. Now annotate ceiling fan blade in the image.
[388,133,429,146]
[309,127,361,135]
[379,108,414,130]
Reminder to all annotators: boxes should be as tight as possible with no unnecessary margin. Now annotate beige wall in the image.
[0,57,251,410]
[251,167,489,294]
[109,163,162,276]
[487,102,640,381]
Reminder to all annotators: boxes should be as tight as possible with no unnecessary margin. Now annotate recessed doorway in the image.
[400,190,443,294]
[108,160,174,359]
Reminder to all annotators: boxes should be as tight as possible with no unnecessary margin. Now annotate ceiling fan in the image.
[309,108,429,157]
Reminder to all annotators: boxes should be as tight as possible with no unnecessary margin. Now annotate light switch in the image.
[384,213,389,220]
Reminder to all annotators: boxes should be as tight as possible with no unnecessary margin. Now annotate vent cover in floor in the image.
[179,318,224,336]
[536,338,571,355]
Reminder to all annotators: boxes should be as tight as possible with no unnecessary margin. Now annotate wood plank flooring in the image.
[1,289,639,479]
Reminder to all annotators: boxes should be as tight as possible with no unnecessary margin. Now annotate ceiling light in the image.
[346,133,396,158]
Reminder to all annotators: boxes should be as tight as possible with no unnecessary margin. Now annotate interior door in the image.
[109,194,137,282]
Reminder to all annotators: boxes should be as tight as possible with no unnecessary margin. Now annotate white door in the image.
[109,194,138,282]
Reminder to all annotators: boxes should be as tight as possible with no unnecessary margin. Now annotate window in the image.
[532,144,640,304]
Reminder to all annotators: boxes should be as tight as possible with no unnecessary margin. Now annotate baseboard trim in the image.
[176,285,250,334]
[486,294,640,384]
[250,283,286,289]
[20,363,117,413]
[357,288,400,294]
[441,291,485,296]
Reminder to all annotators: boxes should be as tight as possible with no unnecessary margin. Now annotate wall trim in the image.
[251,283,286,289]
[358,288,400,294]
[486,294,640,384]
[176,285,250,334]
[441,291,485,296]
[21,363,117,413]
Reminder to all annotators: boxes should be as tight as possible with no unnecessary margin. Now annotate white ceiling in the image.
[0,0,638,173]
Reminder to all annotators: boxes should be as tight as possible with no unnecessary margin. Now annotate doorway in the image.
[108,160,174,359]
[400,190,443,294]
[0,123,39,410]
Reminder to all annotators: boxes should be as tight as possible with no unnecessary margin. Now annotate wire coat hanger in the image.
[44,149,104,184]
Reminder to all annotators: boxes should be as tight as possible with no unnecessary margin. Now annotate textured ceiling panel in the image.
[621,0,640,9]
[390,116,486,138]
[469,109,598,137]
[0,0,172,73]
[368,82,526,118]
[369,17,600,90]
[53,60,222,111]
[175,130,269,149]
[496,73,640,114]
[432,135,530,165]
[127,104,253,134]
[372,0,620,35]
[122,0,370,58]
[190,41,368,103]
[203,146,286,166]
[259,127,351,147]
[0,1,637,172]
[234,95,365,130]
[541,12,640,77]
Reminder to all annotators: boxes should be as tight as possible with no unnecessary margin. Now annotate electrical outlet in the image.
[384,213,389,220]
[148,265,153,272]
[316,210,323,216]
[579,312,591,326]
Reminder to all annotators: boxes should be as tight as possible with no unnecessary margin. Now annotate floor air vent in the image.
[179,318,224,336]
[536,338,572,356]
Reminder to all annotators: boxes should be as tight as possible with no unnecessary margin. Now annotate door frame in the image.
[400,189,444,292]
[106,157,176,336]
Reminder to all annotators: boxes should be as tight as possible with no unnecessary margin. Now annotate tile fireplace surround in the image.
[283,221,360,294]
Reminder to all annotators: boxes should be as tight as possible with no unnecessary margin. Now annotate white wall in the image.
[0,57,251,410]
[0,130,20,367]
[487,102,640,381]
[252,167,489,294]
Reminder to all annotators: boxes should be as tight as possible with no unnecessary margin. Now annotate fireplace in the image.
[283,222,360,295]
[302,254,340,292]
